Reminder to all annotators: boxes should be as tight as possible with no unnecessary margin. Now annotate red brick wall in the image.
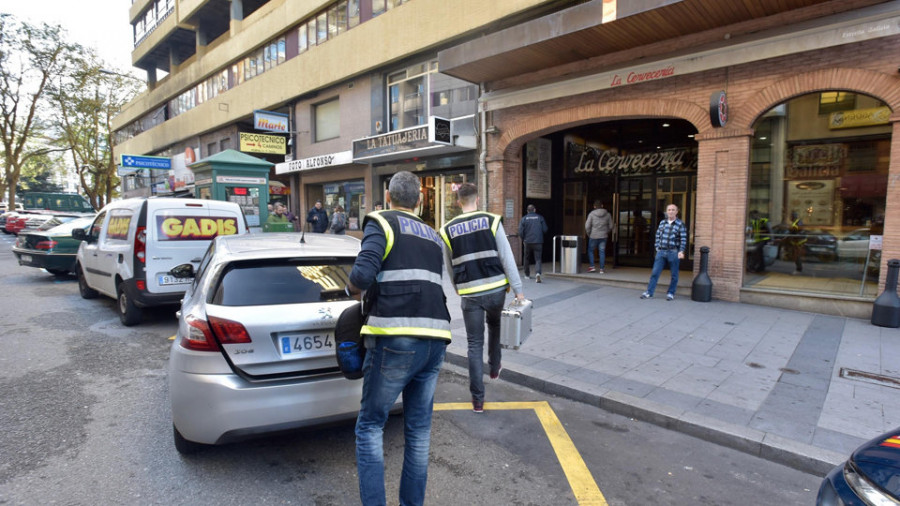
[487,35,900,300]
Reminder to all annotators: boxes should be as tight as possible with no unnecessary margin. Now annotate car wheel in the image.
[117,282,142,326]
[77,265,99,299]
[173,425,206,455]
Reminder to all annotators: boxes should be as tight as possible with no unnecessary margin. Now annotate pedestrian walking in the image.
[584,200,613,273]
[440,183,524,413]
[518,204,548,283]
[640,203,688,301]
[330,205,347,235]
[306,200,329,233]
[346,171,451,506]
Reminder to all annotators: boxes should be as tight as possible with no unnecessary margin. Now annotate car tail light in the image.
[208,316,253,344]
[181,314,220,352]
[35,240,58,250]
[134,226,146,263]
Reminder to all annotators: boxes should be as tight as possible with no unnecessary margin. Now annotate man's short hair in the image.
[593,200,602,208]
[527,204,536,213]
[388,171,421,209]
[457,183,477,204]
[274,202,285,210]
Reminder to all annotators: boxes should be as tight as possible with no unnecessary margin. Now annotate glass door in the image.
[616,177,654,267]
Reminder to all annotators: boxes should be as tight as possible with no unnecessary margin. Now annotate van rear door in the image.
[145,201,243,294]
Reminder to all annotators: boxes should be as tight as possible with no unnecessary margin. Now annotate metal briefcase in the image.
[500,299,533,350]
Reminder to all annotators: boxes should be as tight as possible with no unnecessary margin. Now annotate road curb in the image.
[444,350,844,476]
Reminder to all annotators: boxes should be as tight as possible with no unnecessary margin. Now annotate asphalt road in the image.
[0,232,822,505]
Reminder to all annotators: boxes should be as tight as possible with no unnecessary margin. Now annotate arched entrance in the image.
[524,118,699,269]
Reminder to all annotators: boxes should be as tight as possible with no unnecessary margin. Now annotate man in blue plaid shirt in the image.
[640,204,688,301]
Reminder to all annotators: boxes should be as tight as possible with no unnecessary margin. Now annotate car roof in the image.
[213,233,361,262]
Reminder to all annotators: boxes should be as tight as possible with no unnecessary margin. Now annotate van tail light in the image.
[35,240,58,250]
[181,314,220,352]
[208,316,253,344]
[134,226,146,263]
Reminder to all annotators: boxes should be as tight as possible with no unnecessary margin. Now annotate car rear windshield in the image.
[211,259,355,306]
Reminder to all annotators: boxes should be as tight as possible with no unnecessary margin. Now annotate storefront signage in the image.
[239,132,286,154]
[215,176,267,185]
[120,154,171,169]
[786,144,845,179]
[253,110,289,133]
[566,142,696,176]
[709,91,728,128]
[829,106,891,129]
[275,150,354,174]
[353,117,454,161]
[610,65,675,87]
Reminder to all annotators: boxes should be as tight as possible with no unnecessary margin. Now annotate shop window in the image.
[747,92,889,298]
[326,180,366,231]
[314,98,340,142]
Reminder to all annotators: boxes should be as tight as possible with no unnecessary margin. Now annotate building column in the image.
[881,114,900,292]
[694,128,753,302]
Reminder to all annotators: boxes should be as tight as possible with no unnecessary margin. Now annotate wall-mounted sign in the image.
[353,117,455,161]
[120,154,171,169]
[829,106,891,129]
[253,109,289,133]
[275,151,354,174]
[239,132,286,154]
[525,138,552,199]
[709,90,728,128]
[215,176,266,185]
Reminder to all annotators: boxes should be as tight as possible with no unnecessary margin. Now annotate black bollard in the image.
[872,259,900,328]
[692,246,712,302]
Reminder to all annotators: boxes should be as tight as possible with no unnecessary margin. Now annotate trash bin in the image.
[559,235,581,274]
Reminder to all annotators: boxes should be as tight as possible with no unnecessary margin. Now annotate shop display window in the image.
[747,92,889,297]
[323,180,365,231]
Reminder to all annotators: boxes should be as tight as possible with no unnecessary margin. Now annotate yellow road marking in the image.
[434,401,608,505]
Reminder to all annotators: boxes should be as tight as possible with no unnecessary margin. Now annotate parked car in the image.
[802,229,838,262]
[0,211,18,233]
[817,426,900,505]
[837,228,878,261]
[168,233,364,454]
[73,197,248,326]
[12,216,95,276]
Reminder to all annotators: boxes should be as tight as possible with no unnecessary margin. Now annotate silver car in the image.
[168,233,363,454]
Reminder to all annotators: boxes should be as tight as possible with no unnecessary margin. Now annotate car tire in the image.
[77,265,99,299]
[173,425,206,455]
[117,282,142,326]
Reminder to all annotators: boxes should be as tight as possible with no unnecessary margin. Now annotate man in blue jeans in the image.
[440,183,524,413]
[518,204,548,283]
[641,203,688,301]
[347,171,451,506]
[584,200,613,273]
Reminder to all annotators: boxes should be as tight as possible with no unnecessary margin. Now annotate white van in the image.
[74,197,248,325]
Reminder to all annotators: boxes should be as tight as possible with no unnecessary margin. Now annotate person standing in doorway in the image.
[440,183,524,413]
[518,204,548,283]
[306,200,329,233]
[584,200,613,273]
[786,211,806,275]
[640,203,688,301]
[346,171,451,506]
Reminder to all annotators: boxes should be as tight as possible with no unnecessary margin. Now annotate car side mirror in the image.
[72,228,88,241]
[169,263,195,279]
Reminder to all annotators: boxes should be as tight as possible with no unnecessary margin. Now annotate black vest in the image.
[440,211,508,296]
[360,210,451,340]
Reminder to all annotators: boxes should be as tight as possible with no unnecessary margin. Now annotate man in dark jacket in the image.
[518,204,548,283]
[306,200,329,233]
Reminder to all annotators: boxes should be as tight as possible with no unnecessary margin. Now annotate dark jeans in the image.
[461,290,506,403]
[646,249,680,296]
[356,336,447,506]
[523,242,543,276]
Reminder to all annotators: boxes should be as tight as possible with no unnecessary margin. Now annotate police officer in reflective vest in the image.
[347,170,450,506]
[440,183,524,413]
[748,209,772,272]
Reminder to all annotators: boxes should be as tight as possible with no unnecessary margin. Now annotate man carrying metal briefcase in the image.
[440,183,525,414]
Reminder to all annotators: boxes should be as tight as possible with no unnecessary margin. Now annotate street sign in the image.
[119,154,172,169]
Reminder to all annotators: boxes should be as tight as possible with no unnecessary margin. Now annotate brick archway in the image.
[736,68,900,128]
[495,99,709,159]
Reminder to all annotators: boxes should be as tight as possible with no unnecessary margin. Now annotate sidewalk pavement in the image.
[441,264,900,476]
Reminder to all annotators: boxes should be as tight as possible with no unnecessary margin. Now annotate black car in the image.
[817,426,900,505]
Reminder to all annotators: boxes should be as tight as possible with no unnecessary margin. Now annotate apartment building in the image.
[113,0,900,316]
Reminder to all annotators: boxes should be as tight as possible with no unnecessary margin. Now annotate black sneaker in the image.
[472,398,484,413]
[490,365,502,380]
